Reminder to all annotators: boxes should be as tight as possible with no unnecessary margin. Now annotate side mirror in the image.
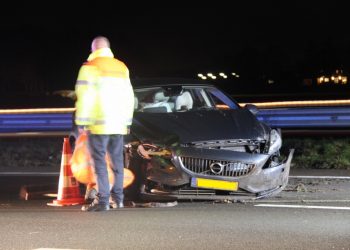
[244,104,259,115]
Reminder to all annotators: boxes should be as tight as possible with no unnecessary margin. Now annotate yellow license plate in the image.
[191,178,238,191]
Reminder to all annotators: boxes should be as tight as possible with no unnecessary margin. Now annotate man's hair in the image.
[91,36,110,52]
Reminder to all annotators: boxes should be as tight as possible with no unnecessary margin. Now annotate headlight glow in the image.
[268,129,282,154]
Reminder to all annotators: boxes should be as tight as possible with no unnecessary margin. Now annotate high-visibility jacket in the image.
[75,48,134,135]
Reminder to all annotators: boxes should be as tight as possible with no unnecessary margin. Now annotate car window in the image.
[206,88,240,109]
[190,88,213,109]
[134,86,239,113]
[188,87,239,110]
[134,87,172,113]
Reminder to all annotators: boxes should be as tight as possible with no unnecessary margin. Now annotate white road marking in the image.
[290,175,350,179]
[255,204,350,210]
[33,248,86,250]
[253,199,350,203]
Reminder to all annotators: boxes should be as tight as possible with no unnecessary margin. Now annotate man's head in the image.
[91,36,110,52]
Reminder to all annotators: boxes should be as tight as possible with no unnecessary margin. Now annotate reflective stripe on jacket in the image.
[75,48,134,135]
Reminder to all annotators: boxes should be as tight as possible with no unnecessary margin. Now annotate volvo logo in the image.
[209,162,224,175]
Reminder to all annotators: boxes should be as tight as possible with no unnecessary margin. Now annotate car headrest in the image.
[175,91,193,110]
[134,96,138,110]
[154,91,169,102]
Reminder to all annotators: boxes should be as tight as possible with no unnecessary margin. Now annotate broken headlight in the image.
[268,129,282,154]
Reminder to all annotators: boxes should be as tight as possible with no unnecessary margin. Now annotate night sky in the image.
[1,3,349,107]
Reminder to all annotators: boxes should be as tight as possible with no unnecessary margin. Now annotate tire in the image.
[123,154,146,202]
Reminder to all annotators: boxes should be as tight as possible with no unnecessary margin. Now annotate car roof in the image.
[131,77,216,89]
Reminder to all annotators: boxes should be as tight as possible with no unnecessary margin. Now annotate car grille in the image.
[179,156,255,177]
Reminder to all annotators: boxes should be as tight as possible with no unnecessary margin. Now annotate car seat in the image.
[154,91,169,103]
[175,91,193,111]
[142,91,172,113]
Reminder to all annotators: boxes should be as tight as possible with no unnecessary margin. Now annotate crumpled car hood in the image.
[131,109,269,145]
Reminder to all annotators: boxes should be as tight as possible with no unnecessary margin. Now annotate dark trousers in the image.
[88,134,124,205]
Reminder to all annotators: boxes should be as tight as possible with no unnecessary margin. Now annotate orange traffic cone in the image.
[47,138,85,206]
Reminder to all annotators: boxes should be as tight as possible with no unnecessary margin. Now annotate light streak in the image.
[0,99,349,115]
[0,108,75,114]
[239,99,350,108]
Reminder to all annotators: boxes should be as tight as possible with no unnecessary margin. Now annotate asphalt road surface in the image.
[0,176,350,250]
[0,198,349,250]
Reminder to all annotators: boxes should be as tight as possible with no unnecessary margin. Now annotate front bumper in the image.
[142,147,295,201]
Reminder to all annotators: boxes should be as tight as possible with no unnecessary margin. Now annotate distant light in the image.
[207,73,217,79]
[198,73,204,77]
[317,70,348,85]
[219,72,227,78]
[236,75,240,78]
[231,72,236,76]
[317,76,324,84]
[201,76,207,80]
[268,79,274,84]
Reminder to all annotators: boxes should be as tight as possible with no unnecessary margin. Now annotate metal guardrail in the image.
[257,106,350,129]
[0,113,73,133]
[0,106,349,134]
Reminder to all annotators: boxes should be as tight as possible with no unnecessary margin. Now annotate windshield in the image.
[134,86,240,113]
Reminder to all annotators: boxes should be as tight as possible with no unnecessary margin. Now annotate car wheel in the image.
[124,154,146,202]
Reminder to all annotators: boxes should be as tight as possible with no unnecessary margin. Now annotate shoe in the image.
[82,200,110,212]
[85,187,98,201]
[109,198,124,209]
[117,201,124,208]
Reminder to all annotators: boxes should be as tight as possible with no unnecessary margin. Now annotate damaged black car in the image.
[124,79,294,202]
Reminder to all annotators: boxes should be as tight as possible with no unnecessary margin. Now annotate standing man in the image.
[75,36,135,212]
